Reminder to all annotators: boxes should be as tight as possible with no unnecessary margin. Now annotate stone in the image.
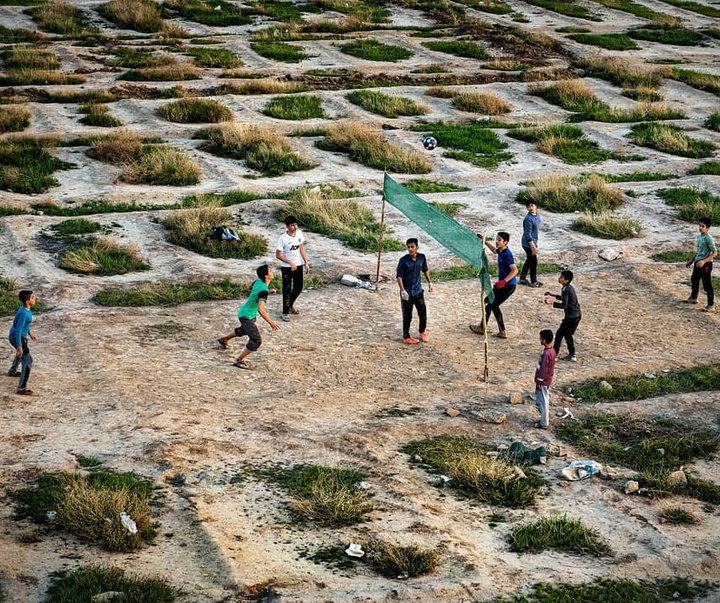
[668,470,687,487]
[509,392,523,405]
[600,465,625,480]
[445,407,461,417]
[546,444,567,457]
[599,380,613,391]
[467,410,506,424]
[413,454,422,462]
[92,593,125,602]
[624,480,639,494]
[340,274,359,286]
[513,466,526,479]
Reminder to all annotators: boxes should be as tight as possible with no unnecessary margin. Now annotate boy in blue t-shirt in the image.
[469,232,518,339]
[8,290,37,395]
[685,217,717,313]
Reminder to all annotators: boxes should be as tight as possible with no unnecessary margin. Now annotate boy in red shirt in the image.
[534,329,556,430]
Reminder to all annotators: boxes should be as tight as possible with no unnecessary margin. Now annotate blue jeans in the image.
[8,336,32,389]
[535,386,550,428]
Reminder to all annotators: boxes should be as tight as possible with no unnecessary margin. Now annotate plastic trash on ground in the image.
[120,512,138,534]
[345,543,365,558]
[561,460,602,481]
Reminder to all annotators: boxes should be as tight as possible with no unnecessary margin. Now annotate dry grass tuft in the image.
[121,146,201,185]
[97,0,164,32]
[523,173,624,213]
[451,91,511,115]
[0,105,32,134]
[87,131,144,163]
[572,211,641,239]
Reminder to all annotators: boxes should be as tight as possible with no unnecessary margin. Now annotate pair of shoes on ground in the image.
[702,305,716,313]
[7,370,20,377]
[232,360,251,370]
[403,333,429,344]
[534,421,549,430]
[519,279,543,288]
[16,388,35,396]
[561,354,577,362]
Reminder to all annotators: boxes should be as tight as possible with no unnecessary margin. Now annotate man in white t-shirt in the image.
[275,215,310,322]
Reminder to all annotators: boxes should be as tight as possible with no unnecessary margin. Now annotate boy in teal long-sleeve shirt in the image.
[8,290,37,395]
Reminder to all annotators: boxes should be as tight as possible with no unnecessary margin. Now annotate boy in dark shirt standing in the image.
[534,329,556,430]
[396,238,433,344]
[545,270,581,362]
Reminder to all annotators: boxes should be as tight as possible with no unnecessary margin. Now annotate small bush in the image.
[422,40,488,59]
[86,131,144,163]
[27,0,98,36]
[161,206,267,259]
[96,0,164,32]
[185,46,243,68]
[251,40,309,63]
[118,63,200,81]
[689,161,720,176]
[265,464,374,526]
[224,78,306,95]
[52,218,105,237]
[655,187,720,224]
[510,124,627,164]
[629,122,716,158]
[3,45,59,70]
[339,39,413,62]
[403,179,470,194]
[317,122,432,174]
[164,0,252,26]
[572,212,640,239]
[46,565,177,603]
[519,174,624,213]
[509,515,612,556]
[402,435,544,508]
[365,538,438,578]
[0,69,85,86]
[14,469,157,551]
[0,106,31,133]
[157,98,233,123]
[651,249,693,263]
[197,123,315,176]
[79,104,122,128]
[59,238,150,275]
[659,506,697,525]
[0,137,75,194]
[705,112,720,132]
[1,277,21,318]
[347,90,428,118]
[629,25,703,46]
[263,95,325,120]
[450,91,511,115]
[278,185,404,251]
[121,146,201,186]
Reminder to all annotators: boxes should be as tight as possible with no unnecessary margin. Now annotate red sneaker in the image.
[419,332,429,342]
[403,337,420,345]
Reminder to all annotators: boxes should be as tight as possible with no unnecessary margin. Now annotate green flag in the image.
[383,173,494,302]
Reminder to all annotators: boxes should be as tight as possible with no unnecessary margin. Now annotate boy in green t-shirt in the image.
[217,265,280,369]
[685,217,717,313]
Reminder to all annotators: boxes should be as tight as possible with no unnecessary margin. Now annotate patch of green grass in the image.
[0,137,75,195]
[402,179,470,194]
[118,63,200,81]
[79,104,122,128]
[374,405,422,418]
[587,0,672,20]
[263,95,325,120]
[0,25,46,43]
[486,578,712,603]
[76,454,103,468]
[285,183,362,200]
[164,0,252,25]
[161,206,267,259]
[418,121,512,170]
[346,90,428,118]
[509,515,612,556]
[518,174,624,213]
[26,1,99,36]
[109,47,176,69]
[262,464,374,526]
[340,39,413,62]
[0,105,32,134]
[1,278,20,317]
[651,250,693,263]
[3,45,58,70]
[0,206,27,217]
[402,435,544,508]
[311,0,391,23]
[629,122,716,158]
[33,199,172,216]
[429,201,465,215]
[654,0,720,17]
[522,0,601,20]
[185,46,244,68]
[307,545,357,570]
[46,565,176,603]
[364,538,439,578]
[251,40,309,63]
[670,68,720,96]
[59,237,150,276]
[659,506,697,525]
[14,469,157,551]
[96,0,164,33]
[706,112,720,132]
[655,187,720,224]
[571,212,640,239]
[568,364,720,402]
[689,161,720,176]
[593,171,673,182]
[182,190,265,207]
[51,218,105,237]
[120,146,201,186]
[247,0,304,21]
[431,261,562,281]
[509,125,627,165]
[93,278,250,306]
[422,40,488,59]
[157,98,233,123]
[569,33,639,50]
[704,28,720,40]
[278,187,404,252]
[629,25,704,46]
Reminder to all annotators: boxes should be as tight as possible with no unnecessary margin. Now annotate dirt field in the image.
[1,0,720,600]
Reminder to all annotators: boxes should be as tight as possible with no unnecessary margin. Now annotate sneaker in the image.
[217,338,228,350]
[419,332,429,342]
[7,370,20,377]
[469,324,485,335]
[232,360,251,370]
[519,278,530,286]
[703,305,716,313]
[530,281,543,288]
[289,307,300,315]
[495,330,508,339]
[685,296,698,304]
[562,354,577,362]
[281,314,290,322]
[16,388,35,396]
[403,337,420,345]
[534,421,549,430]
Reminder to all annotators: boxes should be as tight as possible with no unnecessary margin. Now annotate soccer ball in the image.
[422,135,437,151]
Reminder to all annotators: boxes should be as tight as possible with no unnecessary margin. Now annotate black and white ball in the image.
[422,135,437,151]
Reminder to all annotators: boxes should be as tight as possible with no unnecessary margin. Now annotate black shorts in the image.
[234,317,262,351]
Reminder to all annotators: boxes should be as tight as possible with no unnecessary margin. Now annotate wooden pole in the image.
[375,191,387,292]
[481,231,490,383]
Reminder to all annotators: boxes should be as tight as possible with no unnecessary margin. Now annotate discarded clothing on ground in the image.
[209,225,241,242]
[562,460,602,481]
[508,442,547,465]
